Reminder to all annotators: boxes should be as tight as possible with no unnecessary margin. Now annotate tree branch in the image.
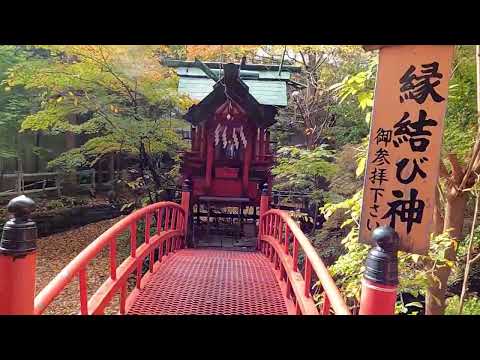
[447,153,464,185]
[439,159,450,179]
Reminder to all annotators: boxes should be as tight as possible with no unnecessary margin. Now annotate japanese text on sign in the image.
[359,46,455,255]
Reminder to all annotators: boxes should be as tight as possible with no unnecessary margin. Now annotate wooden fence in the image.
[0,169,115,197]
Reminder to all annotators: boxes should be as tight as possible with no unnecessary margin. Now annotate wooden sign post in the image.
[359,45,455,255]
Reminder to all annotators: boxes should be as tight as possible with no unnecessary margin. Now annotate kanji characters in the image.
[382,189,425,234]
[395,157,428,184]
[399,62,445,104]
[393,110,438,152]
[372,148,391,166]
[369,168,388,186]
[375,128,392,146]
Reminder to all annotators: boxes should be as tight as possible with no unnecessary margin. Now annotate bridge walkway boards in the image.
[127,249,288,315]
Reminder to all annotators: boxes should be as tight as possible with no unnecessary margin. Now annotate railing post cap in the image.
[182,178,192,192]
[1,195,37,256]
[7,195,35,219]
[261,182,269,195]
[363,226,399,286]
[371,226,399,252]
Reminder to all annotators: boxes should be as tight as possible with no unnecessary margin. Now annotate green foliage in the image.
[443,45,478,160]
[272,145,336,196]
[1,46,189,197]
[445,295,480,315]
[0,46,38,161]
[330,57,377,125]
[321,191,458,312]
[47,148,87,171]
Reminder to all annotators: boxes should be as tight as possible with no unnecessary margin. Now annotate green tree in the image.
[0,46,36,164]
[272,145,336,201]
[5,45,191,202]
[324,45,480,315]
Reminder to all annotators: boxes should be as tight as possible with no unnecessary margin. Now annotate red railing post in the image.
[0,195,38,315]
[359,226,399,315]
[181,179,192,247]
[258,182,270,250]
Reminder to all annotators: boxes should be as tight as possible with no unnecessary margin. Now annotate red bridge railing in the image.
[259,209,350,315]
[34,201,186,315]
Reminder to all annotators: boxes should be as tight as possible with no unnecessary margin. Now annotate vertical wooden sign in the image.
[359,45,455,255]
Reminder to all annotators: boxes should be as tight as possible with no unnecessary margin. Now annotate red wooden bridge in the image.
[31,195,350,315]
[0,58,402,316]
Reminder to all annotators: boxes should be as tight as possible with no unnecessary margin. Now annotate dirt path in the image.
[35,217,128,315]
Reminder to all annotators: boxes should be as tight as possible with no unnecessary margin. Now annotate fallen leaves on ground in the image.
[35,217,132,315]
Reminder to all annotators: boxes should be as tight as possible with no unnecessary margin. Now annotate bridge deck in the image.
[127,249,288,315]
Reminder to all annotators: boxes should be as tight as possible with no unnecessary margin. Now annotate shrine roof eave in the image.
[182,62,280,128]
[183,84,278,128]
[162,59,302,73]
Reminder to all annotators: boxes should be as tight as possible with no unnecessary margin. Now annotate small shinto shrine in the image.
[165,59,300,248]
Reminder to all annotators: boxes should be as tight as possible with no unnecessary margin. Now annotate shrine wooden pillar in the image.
[191,126,197,152]
[200,125,206,160]
[205,128,214,191]
[258,128,265,161]
[265,130,270,156]
[242,128,253,194]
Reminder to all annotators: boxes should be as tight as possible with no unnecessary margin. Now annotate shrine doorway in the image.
[192,197,258,250]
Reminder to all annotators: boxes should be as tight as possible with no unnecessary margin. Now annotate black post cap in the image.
[182,178,192,192]
[261,182,269,195]
[0,195,38,256]
[363,226,399,286]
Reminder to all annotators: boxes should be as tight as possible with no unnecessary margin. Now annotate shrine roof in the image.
[178,77,287,106]
[163,59,301,107]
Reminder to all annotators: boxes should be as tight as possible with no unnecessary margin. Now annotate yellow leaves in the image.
[109,104,120,113]
[4,86,11,92]
[177,96,196,111]
[186,45,260,61]
[56,96,63,103]
[355,157,366,178]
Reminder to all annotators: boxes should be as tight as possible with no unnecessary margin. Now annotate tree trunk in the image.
[425,185,467,314]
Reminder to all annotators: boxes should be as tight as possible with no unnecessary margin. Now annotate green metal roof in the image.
[178,76,288,106]
[163,59,300,107]
[175,67,292,80]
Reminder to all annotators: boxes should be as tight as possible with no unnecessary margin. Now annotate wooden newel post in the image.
[258,183,270,250]
[181,179,192,247]
[359,226,399,315]
[0,195,38,314]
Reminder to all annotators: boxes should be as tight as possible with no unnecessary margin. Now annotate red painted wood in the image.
[127,250,288,315]
[304,259,312,297]
[321,295,331,315]
[120,283,127,315]
[200,126,206,160]
[191,127,197,151]
[205,129,214,191]
[110,238,117,280]
[359,279,397,315]
[79,268,88,315]
[157,208,163,234]
[259,128,265,161]
[130,222,137,257]
[215,167,239,178]
[33,202,185,315]
[0,253,36,314]
[259,209,350,315]
[242,129,253,193]
[265,130,270,156]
